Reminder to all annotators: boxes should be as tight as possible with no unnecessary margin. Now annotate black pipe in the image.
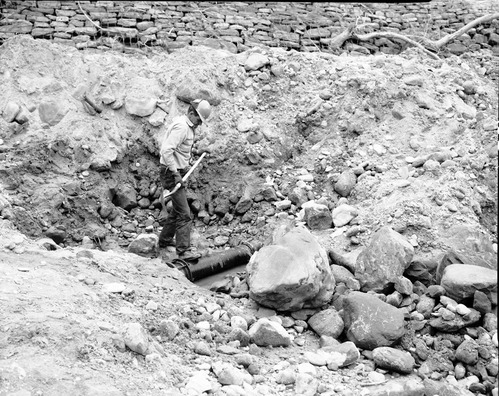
[167,241,261,282]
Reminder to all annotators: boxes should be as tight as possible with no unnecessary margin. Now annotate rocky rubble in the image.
[1,229,495,395]
[0,32,497,396]
[193,223,497,395]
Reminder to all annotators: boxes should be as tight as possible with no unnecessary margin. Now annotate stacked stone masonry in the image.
[0,1,498,56]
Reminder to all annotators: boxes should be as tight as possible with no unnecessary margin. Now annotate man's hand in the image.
[173,171,184,187]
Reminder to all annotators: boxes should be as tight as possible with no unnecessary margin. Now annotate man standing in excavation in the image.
[158,99,211,261]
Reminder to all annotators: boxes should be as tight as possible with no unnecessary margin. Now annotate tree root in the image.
[332,13,499,60]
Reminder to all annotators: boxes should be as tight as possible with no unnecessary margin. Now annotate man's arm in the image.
[160,121,184,172]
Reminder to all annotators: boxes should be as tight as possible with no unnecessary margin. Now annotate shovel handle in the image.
[182,152,207,182]
[163,183,181,199]
[162,152,207,200]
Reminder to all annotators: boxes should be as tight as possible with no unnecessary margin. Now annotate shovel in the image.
[161,152,207,205]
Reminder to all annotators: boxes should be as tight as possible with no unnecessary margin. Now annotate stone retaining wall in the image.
[1,1,498,56]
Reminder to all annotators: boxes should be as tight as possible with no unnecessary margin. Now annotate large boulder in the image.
[319,341,360,368]
[331,264,360,290]
[2,101,20,122]
[440,264,497,303]
[332,203,358,227]
[124,96,157,117]
[175,72,223,105]
[90,144,123,172]
[404,250,445,285]
[244,53,270,71]
[247,225,335,311]
[303,202,332,230]
[343,291,405,350]
[123,323,150,356]
[128,234,159,258]
[307,308,344,338]
[355,226,414,292]
[428,307,481,332]
[329,247,363,274]
[422,379,475,396]
[334,169,357,197]
[112,184,138,211]
[38,100,68,126]
[288,186,308,208]
[248,318,291,347]
[372,346,415,374]
[436,224,497,281]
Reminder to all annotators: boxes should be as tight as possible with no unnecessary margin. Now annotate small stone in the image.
[276,368,296,385]
[123,323,149,355]
[217,345,239,355]
[14,108,30,124]
[368,371,386,383]
[196,321,211,331]
[304,351,327,366]
[456,304,471,316]
[148,108,167,126]
[454,362,466,379]
[462,80,477,95]
[469,383,487,394]
[231,315,248,331]
[145,301,158,311]
[440,308,456,321]
[2,101,21,122]
[159,319,179,340]
[194,341,212,356]
[102,283,126,293]
[185,371,213,394]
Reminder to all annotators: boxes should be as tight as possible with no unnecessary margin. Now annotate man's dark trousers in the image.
[159,166,192,255]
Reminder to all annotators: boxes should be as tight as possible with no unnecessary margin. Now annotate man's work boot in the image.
[178,249,201,261]
[159,238,176,252]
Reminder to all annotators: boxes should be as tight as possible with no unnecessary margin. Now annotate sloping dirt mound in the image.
[0,35,496,254]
